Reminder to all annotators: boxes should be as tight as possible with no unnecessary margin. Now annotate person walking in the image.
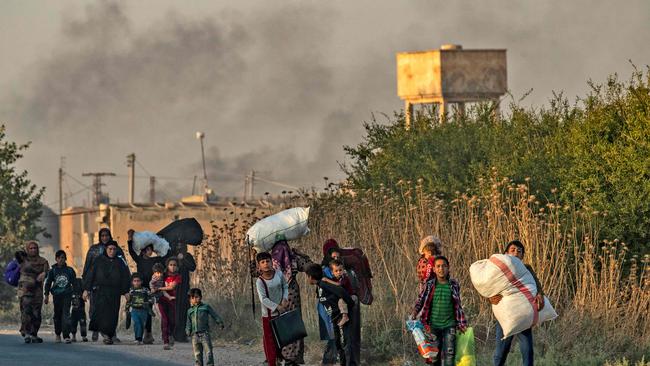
[127,229,171,344]
[83,241,131,345]
[70,278,88,342]
[157,258,181,350]
[186,288,224,366]
[82,228,126,342]
[17,241,49,344]
[43,250,76,344]
[173,243,196,343]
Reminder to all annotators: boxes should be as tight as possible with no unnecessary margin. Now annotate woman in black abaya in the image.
[83,241,131,344]
[173,244,196,342]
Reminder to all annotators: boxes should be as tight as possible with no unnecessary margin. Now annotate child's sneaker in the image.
[163,343,171,350]
[24,335,32,344]
[55,335,62,343]
[64,338,72,344]
[82,337,88,342]
[137,341,143,345]
[91,331,99,341]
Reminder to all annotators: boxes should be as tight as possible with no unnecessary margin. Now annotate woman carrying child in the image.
[264,240,314,364]
[157,257,182,350]
[411,255,467,366]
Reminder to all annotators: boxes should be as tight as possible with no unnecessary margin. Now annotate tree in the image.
[0,124,45,306]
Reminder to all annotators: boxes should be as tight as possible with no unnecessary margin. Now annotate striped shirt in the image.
[428,282,456,329]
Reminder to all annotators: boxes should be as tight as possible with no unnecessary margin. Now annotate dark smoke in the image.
[3,0,649,205]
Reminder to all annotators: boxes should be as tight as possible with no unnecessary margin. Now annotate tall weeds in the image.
[198,174,649,362]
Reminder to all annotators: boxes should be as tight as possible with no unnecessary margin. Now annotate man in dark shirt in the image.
[306,263,357,366]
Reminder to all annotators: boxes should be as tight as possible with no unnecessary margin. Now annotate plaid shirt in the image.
[413,277,467,331]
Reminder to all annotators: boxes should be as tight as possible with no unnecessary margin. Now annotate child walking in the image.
[150,263,175,302]
[411,256,467,366]
[185,288,224,366]
[70,278,87,342]
[489,240,544,366]
[126,273,154,344]
[157,258,181,350]
[255,252,289,366]
[306,263,356,366]
[43,250,76,344]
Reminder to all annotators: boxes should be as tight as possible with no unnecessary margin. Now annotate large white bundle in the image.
[247,207,310,252]
[470,254,558,338]
[132,231,171,257]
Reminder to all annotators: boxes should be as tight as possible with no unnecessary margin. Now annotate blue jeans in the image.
[131,309,148,341]
[493,322,533,366]
[430,327,456,366]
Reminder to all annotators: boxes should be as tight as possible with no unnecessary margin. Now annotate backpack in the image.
[4,259,21,287]
[340,247,374,305]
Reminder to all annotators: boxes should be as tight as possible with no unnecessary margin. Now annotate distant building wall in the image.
[59,202,273,277]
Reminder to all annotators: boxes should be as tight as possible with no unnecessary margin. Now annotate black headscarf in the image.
[98,228,113,244]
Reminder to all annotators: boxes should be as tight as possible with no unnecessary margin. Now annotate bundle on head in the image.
[132,231,171,257]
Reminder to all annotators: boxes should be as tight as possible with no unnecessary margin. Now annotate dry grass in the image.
[196,173,649,363]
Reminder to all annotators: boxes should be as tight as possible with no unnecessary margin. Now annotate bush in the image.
[343,71,650,253]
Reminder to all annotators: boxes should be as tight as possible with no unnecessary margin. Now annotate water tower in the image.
[397,44,507,127]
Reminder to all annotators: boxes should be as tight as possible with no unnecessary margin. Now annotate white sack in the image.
[247,207,310,253]
[132,231,171,257]
[469,254,558,338]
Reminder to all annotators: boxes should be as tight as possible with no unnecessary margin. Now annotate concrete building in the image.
[397,44,507,126]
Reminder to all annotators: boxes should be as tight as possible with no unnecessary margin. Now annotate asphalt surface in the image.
[0,333,185,366]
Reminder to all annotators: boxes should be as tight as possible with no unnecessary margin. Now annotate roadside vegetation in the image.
[199,71,649,364]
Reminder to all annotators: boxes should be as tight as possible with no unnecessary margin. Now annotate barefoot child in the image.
[186,288,224,366]
[306,263,356,366]
[150,263,175,302]
[328,259,353,327]
[256,252,289,366]
[126,273,154,344]
[412,256,467,366]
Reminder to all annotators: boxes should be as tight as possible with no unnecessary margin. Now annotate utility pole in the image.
[82,172,116,206]
[149,176,156,203]
[127,153,135,205]
[195,132,209,200]
[58,157,65,214]
[249,170,255,199]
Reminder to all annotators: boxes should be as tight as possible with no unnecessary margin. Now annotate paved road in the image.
[0,333,185,366]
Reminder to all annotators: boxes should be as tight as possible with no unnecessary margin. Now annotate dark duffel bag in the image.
[271,309,308,349]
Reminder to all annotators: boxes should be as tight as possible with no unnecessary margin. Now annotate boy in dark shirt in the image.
[306,263,356,366]
[126,273,154,344]
[43,250,76,344]
[70,278,87,342]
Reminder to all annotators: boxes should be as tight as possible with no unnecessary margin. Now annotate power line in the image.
[135,159,153,177]
[45,186,89,207]
[64,173,92,190]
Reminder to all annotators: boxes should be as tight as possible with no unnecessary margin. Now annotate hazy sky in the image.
[2,0,649,209]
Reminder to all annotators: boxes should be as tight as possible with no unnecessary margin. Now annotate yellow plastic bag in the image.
[455,327,476,366]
